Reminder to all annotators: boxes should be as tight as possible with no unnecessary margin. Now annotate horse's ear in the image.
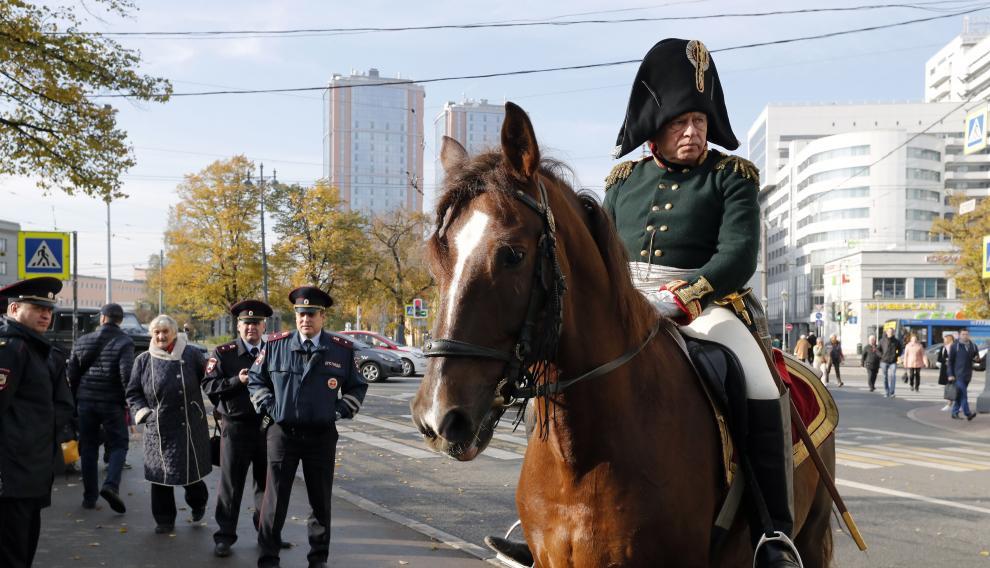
[501,102,540,179]
[440,136,468,174]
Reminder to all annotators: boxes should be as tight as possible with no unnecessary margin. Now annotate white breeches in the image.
[681,305,780,401]
[627,261,779,401]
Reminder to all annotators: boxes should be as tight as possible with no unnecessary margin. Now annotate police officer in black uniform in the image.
[203,299,279,558]
[248,286,368,568]
[0,277,75,567]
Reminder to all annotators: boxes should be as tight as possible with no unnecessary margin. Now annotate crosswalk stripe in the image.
[863,446,990,470]
[886,444,990,466]
[835,452,900,467]
[482,446,525,460]
[836,458,884,469]
[339,431,439,459]
[493,432,529,447]
[354,414,418,433]
[942,446,990,458]
[848,427,990,449]
[839,447,971,472]
[349,414,523,460]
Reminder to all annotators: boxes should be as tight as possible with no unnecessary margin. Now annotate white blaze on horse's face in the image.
[428,209,491,433]
[444,210,491,330]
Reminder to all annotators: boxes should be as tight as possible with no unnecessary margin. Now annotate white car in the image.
[339,330,428,377]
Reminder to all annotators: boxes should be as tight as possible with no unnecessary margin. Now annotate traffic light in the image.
[844,301,854,321]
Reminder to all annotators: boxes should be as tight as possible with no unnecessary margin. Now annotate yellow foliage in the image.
[931,196,990,319]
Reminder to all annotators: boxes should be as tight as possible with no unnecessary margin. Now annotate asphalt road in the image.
[335,366,990,567]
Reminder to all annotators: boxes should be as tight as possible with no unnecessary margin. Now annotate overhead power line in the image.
[90,6,990,99]
[59,1,983,38]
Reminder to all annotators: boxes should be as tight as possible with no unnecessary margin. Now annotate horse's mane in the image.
[429,150,654,343]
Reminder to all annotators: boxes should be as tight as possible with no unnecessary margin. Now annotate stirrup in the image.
[486,520,534,568]
[753,531,803,568]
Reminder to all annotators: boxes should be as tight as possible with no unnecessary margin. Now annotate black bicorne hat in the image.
[612,38,739,159]
[230,299,273,321]
[288,286,334,313]
[0,277,62,308]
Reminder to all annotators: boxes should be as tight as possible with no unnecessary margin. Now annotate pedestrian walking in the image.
[793,334,811,364]
[0,278,76,568]
[824,335,844,387]
[806,332,817,364]
[202,300,285,558]
[948,328,980,420]
[67,303,134,514]
[813,338,827,378]
[938,334,955,411]
[126,315,211,534]
[861,335,881,392]
[248,286,368,568]
[878,327,902,398]
[902,334,928,392]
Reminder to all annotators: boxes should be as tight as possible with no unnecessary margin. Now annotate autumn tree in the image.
[931,196,990,318]
[368,208,435,333]
[0,0,171,199]
[268,180,373,317]
[161,156,263,322]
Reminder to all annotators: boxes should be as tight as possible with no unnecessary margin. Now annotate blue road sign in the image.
[18,231,70,279]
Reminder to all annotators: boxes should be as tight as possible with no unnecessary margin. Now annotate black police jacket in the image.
[248,330,368,427]
[0,317,75,501]
[202,339,264,422]
[67,323,135,406]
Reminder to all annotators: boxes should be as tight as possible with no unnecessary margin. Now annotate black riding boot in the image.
[748,395,803,568]
[484,535,534,566]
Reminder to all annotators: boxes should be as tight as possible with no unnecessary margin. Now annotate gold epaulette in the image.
[604,160,638,191]
[714,155,760,183]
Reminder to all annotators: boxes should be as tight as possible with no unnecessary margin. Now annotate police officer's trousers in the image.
[257,423,338,568]
[214,417,267,545]
[0,497,43,568]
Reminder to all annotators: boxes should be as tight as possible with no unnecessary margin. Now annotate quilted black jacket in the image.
[67,324,135,406]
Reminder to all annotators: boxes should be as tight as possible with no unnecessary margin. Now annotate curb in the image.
[905,406,990,439]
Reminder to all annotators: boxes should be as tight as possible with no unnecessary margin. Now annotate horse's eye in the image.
[500,246,526,268]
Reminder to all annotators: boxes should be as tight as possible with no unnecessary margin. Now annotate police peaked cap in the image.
[230,299,273,321]
[612,38,739,159]
[288,286,334,313]
[0,277,62,308]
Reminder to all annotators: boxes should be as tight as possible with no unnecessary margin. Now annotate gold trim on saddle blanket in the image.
[784,352,839,468]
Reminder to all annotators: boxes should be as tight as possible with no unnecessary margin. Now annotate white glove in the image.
[646,291,686,320]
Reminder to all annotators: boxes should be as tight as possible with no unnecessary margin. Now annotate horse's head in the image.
[411,102,631,460]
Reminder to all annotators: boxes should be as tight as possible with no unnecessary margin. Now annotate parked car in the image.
[46,307,207,356]
[327,332,403,383]
[339,330,427,377]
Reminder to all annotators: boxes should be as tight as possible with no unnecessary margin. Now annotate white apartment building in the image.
[430,99,505,214]
[926,17,990,103]
[323,68,426,217]
[0,219,19,287]
[748,102,974,345]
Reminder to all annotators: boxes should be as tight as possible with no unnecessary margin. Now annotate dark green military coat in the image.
[602,148,760,309]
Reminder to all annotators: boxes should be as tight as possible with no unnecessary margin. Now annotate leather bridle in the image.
[423,177,660,406]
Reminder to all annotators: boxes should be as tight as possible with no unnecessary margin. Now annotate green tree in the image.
[931,196,990,318]
[0,0,171,199]
[368,209,435,329]
[269,180,373,316]
[162,156,263,321]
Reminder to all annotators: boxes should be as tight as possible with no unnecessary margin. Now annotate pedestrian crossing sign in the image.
[18,231,70,280]
[965,107,987,155]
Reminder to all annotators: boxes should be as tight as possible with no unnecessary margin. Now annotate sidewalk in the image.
[37,435,485,567]
[908,404,990,438]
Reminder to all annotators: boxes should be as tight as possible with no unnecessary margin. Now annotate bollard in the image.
[978,360,990,414]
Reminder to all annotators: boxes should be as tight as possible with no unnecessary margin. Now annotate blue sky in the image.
[0,0,978,278]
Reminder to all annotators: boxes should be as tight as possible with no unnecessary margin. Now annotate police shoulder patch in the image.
[604,159,640,192]
[267,330,293,342]
[216,341,237,353]
[206,357,218,374]
[331,335,354,348]
[714,154,759,183]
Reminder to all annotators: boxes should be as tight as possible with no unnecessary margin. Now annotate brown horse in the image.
[410,102,835,567]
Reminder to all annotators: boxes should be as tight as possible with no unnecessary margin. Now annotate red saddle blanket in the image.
[772,349,839,467]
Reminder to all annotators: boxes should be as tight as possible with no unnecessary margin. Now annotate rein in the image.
[423,176,659,407]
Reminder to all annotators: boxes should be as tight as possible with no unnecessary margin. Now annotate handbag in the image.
[210,410,222,467]
[943,381,959,402]
[62,440,80,465]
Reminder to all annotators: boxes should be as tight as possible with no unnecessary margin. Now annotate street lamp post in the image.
[781,290,790,350]
[873,290,883,338]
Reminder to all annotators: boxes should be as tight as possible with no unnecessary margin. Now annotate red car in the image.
[339,331,427,377]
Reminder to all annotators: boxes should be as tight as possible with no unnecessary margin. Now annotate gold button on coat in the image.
[664,203,673,210]
[660,225,668,231]
[640,250,648,257]
[654,250,663,257]
[651,205,660,212]
[646,225,654,231]
[658,183,667,190]
[671,184,679,190]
